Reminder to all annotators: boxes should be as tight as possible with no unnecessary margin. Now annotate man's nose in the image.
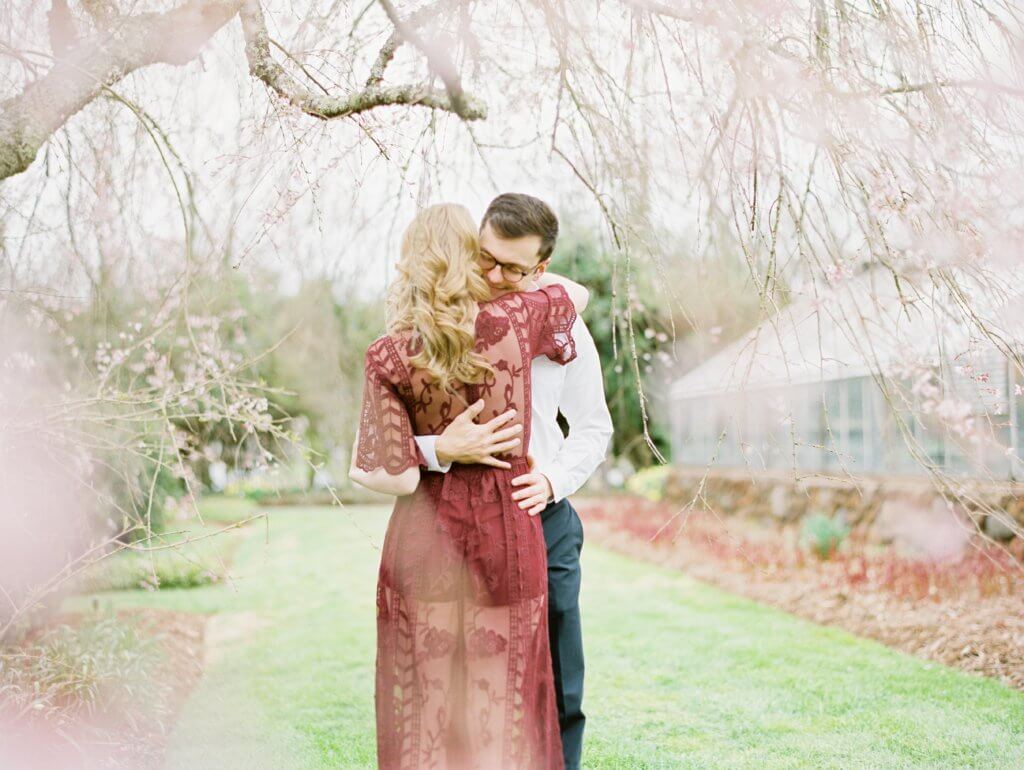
[486,264,505,284]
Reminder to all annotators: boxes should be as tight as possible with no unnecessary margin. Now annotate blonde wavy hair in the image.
[388,203,494,392]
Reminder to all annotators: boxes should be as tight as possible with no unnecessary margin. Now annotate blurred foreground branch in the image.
[0,0,486,182]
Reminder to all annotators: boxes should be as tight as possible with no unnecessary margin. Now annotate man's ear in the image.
[534,260,549,275]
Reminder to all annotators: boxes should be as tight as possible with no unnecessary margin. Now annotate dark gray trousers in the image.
[541,499,585,770]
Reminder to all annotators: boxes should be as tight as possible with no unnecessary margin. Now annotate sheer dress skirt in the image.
[375,457,564,770]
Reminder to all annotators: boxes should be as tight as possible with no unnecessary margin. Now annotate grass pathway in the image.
[67,501,1024,769]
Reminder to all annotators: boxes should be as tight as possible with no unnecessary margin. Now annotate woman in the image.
[350,203,586,770]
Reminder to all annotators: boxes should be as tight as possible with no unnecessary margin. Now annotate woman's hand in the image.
[510,455,554,516]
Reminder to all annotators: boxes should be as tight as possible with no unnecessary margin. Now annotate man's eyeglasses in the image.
[479,252,540,284]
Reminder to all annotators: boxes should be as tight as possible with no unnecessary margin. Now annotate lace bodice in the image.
[356,284,577,474]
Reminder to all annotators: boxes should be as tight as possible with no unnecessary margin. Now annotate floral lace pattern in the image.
[358,285,576,770]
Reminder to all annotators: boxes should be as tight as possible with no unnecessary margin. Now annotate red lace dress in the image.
[356,284,577,770]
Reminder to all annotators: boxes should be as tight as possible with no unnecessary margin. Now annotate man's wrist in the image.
[416,435,452,473]
[540,466,569,503]
[434,435,455,465]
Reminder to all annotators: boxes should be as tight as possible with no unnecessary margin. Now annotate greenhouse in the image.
[668,270,1024,479]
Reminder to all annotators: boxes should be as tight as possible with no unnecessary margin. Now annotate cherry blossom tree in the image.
[2,0,1024,634]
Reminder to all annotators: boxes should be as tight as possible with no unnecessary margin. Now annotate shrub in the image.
[581,497,1023,600]
[800,513,850,560]
[76,545,228,593]
[845,546,1021,601]
[625,465,671,502]
[240,485,309,502]
[0,614,168,726]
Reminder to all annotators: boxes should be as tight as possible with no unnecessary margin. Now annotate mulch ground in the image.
[578,496,1024,692]
[122,606,208,731]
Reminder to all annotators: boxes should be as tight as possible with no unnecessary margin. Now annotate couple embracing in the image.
[351,193,612,770]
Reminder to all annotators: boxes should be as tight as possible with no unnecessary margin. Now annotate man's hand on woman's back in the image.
[435,400,523,469]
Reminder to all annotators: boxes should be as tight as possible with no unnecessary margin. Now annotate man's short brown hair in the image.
[481,193,559,262]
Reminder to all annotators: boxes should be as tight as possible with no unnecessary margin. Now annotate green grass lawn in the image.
[65,499,1024,769]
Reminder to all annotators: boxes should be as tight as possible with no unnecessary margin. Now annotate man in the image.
[414,193,612,770]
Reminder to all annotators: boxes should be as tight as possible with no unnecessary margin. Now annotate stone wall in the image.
[663,466,1024,558]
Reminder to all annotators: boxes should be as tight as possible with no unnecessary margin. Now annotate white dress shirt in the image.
[414,315,613,503]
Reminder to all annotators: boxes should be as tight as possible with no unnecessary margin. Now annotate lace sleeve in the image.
[522,284,578,365]
[355,339,426,473]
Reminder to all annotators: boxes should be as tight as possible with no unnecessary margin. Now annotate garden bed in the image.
[1,607,207,769]
[0,509,257,767]
[578,495,1024,691]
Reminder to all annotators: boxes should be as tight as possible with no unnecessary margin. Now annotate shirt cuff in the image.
[414,435,452,473]
[540,464,572,504]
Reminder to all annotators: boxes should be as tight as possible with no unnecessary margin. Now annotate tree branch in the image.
[0,0,243,181]
[0,0,486,183]
[375,0,472,116]
[241,0,485,121]
[366,0,451,87]
[619,0,694,21]
[877,78,1024,99]
[834,78,1024,100]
